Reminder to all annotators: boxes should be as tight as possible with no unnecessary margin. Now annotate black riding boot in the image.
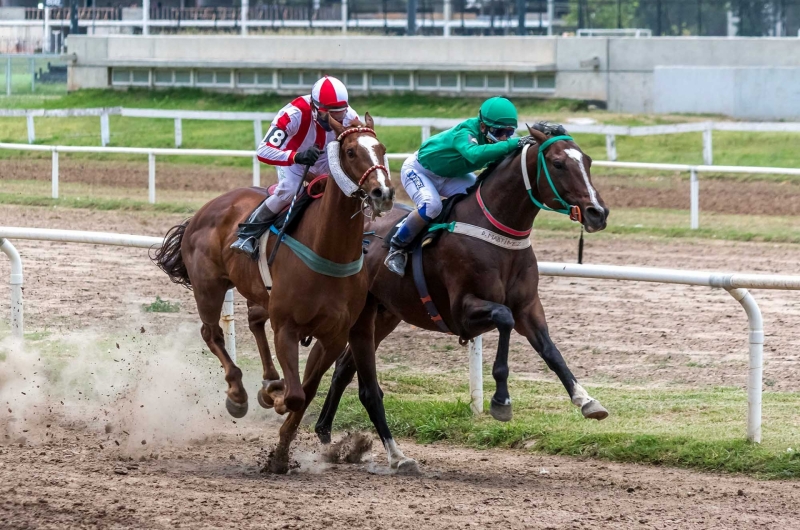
[384,210,430,276]
[230,200,280,260]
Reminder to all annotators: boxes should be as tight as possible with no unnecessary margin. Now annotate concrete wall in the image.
[654,67,800,119]
[68,35,800,118]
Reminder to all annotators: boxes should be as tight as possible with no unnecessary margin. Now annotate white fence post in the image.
[0,238,23,339]
[221,289,236,362]
[5,56,11,97]
[100,112,110,147]
[341,0,348,34]
[51,148,58,199]
[174,118,182,148]
[443,0,451,37]
[469,336,483,415]
[43,7,51,53]
[148,152,156,204]
[26,114,35,144]
[421,125,431,142]
[240,0,249,36]
[690,168,699,229]
[703,126,713,165]
[727,288,763,443]
[253,119,262,149]
[252,155,260,187]
[142,0,150,35]
[605,133,617,161]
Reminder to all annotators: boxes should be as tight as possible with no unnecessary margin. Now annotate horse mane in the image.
[463,146,523,197]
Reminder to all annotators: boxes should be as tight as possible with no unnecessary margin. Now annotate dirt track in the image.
[2,203,800,528]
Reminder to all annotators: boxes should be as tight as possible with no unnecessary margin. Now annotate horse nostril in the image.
[370,188,383,199]
[585,206,605,222]
[389,188,396,201]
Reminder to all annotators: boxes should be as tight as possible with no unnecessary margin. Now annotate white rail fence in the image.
[3,141,800,229]
[3,227,800,443]
[4,106,800,162]
[0,227,237,361]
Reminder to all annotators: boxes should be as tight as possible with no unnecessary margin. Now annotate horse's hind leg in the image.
[514,296,608,420]
[246,301,283,410]
[315,305,401,444]
[194,281,249,418]
[460,295,516,422]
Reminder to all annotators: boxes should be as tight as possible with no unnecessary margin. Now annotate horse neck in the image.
[472,152,540,232]
[304,178,364,262]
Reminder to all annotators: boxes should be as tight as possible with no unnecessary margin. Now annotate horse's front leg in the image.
[246,301,284,410]
[514,296,608,420]
[459,295,516,422]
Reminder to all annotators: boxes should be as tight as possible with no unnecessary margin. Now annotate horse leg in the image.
[514,297,608,420]
[315,306,401,444]
[271,324,305,414]
[194,281,248,419]
[246,301,283,410]
[460,295,516,422]
[345,296,418,472]
[268,334,346,474]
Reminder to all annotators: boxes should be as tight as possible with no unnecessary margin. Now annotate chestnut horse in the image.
[305,125,611,457]
[153,115,396,473]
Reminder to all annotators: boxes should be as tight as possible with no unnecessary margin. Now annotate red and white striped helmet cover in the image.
[311,76,349,112]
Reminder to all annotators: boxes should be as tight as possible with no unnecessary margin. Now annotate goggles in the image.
[485,126,516,143]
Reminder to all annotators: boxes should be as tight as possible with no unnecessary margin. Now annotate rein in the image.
[521,135,582,223]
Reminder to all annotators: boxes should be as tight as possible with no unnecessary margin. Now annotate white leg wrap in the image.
[571,382,595,408]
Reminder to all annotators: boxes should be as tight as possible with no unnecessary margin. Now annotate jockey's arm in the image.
[453,129,518,168]
[256,112,302,167]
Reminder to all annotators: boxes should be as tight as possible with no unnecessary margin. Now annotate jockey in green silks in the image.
[384,96,531,276]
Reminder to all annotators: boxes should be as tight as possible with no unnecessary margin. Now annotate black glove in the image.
[294,145,322,166]
[517,135,537,148]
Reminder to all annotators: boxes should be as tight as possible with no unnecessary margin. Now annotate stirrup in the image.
[230,236,259,260]
[384,249,408,276]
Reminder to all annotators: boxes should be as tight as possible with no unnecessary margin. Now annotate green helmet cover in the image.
[479,97,518,128]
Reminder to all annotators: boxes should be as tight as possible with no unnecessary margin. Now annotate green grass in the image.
[141,296,181,313]
[325,371,800,479]
[2,88,800,173]
[0,190,197,214]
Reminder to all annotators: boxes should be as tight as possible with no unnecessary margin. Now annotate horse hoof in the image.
[315,428,331,445]
[267,459,290,475]
[225,397,249,419]
[394,458,421,476]
[489,400,513,422]
[581,400,609,420]
[257,388,274,409]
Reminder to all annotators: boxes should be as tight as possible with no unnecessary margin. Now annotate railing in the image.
[3,227,800,442]
[2,140,800,230]
[4,107,800,166]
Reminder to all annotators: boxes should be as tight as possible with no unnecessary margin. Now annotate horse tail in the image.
[151,219,193,290]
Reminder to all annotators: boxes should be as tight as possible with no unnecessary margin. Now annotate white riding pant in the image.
[400,153,476,220]
[264,159,329,213]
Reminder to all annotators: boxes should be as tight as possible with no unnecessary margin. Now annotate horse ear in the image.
[527,124,548,144]
[329,114,345,137]
[364,112,374,129]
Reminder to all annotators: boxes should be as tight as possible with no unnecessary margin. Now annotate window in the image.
[257,72,274,87]
[417,73,437,88]
[154,70,172,85]
[393,73,410,87]
[111,69,129,84]
[238,71,256,86]
[487,75,505,89]
[512,74,534,90]
[215,71,231,85]
[300,71,317,85]
[174,70,191,85]
[280,71,301,86]
[345,72,364,87]
[131,70,149,85]
[370,73,391,88]
[196,71,214,85]
[464,74,484,89]
[439,74,458,88]
[537,74,556,89]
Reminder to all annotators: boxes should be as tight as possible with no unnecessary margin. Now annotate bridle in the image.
[336,127,388,188]
[476,135,583,239]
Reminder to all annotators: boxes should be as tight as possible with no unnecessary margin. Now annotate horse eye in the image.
[553,160,565,170]
[346,148,356,158]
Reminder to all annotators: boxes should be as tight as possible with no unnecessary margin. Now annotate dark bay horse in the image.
[309,125,610,454]
[153,114,395,473]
